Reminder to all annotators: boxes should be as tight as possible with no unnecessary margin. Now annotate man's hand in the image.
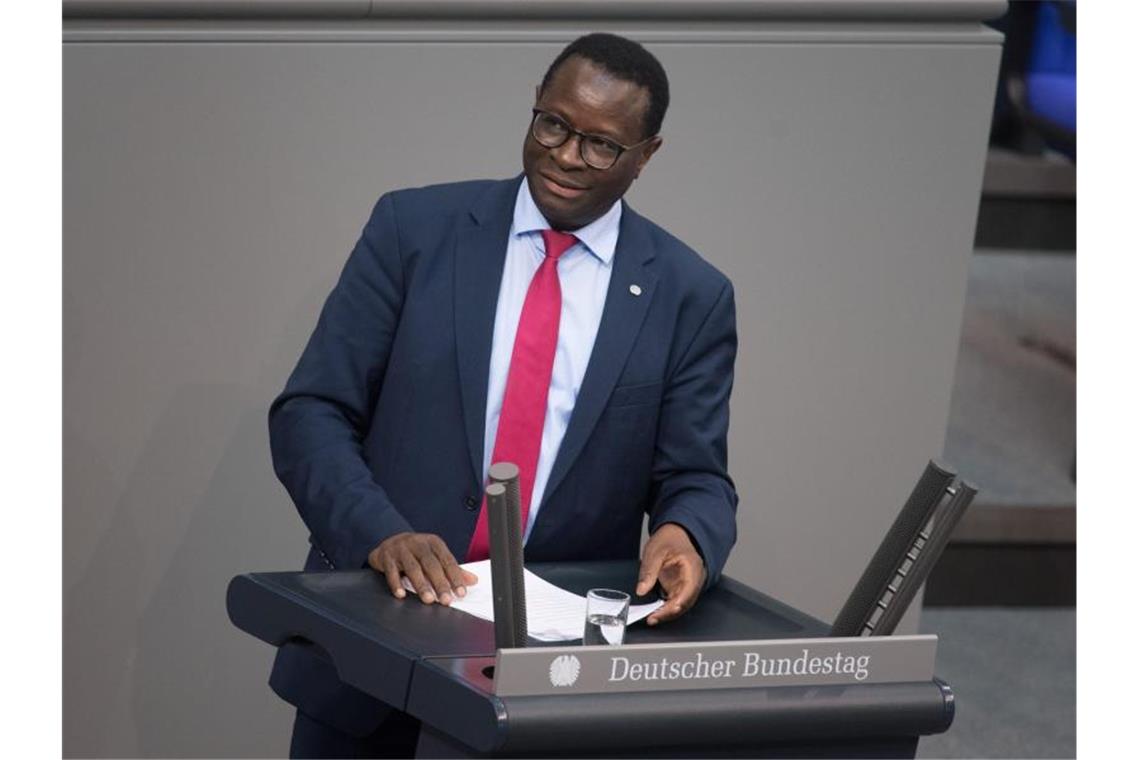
[367,532,479,605]
[636,523,707,626]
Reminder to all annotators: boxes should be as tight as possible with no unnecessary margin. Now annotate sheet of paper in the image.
[401,559,663,642]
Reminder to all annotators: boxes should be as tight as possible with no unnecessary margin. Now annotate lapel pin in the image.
[629,284,642,296]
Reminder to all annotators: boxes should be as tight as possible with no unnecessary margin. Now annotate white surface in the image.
[402,560,664,641]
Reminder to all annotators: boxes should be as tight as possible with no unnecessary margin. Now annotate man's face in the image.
[523,56,662,231]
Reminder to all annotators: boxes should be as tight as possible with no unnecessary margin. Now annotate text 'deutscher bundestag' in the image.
[493,635,937,696]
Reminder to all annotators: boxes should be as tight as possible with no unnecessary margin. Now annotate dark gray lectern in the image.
[227,561,953,757]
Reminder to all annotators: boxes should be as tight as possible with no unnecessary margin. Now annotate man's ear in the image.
[634,136,664,179]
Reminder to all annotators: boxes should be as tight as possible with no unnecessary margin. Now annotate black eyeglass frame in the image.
[530,109,656,170]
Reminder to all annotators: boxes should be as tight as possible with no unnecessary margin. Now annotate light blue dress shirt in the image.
[483,180,621,542]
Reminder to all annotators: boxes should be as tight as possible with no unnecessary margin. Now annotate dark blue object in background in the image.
[1025,1,1076,137]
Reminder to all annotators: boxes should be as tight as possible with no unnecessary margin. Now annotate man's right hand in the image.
[367,532,479,606]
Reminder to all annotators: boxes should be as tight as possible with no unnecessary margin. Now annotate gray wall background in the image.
[63,2,1002,756]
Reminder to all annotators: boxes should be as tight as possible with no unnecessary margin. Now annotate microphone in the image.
[870,478,977,635]
[831,460,975,637]
[486,462,527,648]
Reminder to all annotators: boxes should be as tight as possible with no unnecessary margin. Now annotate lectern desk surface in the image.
[227,561,952,757]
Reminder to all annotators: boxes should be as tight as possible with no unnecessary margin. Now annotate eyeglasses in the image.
[530,109,654,170]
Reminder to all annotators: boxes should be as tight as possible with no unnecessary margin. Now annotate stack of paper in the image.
[401,559,662,642]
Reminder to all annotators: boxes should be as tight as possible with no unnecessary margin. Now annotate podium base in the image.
[414,725,919,759]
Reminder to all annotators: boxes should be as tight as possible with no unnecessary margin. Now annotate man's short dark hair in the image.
[539,32,670,140]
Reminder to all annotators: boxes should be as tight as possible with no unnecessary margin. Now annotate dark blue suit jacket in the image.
[267,175,739,736]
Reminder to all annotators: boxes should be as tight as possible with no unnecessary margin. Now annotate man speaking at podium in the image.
[268,33,740,757]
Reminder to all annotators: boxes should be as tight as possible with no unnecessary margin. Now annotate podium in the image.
[227,561,953,757]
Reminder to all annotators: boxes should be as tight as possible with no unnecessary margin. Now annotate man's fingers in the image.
[418,552,454,605]
[365,531,488,607]
[646,556,701,625]
[382,558,406,600]
[368,532,480,605]
[636,550,666,597]
[401,559,437,604]
[647,599,686,626]
[670,576,700,612]
[440,554,472,599]
[658,554,694,594]
[429,539,470,599]
[647,584,696,625]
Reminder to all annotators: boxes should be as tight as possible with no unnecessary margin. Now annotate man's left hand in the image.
[636,523,707,626]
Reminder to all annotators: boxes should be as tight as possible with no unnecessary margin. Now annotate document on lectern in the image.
[402,559,663,641]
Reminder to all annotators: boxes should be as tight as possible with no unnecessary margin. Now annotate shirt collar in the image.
[512,178,622,266]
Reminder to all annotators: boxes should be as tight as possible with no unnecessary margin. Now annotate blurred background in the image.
[921,1,1075,757]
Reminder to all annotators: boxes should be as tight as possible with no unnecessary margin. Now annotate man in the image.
[268,33,739,757]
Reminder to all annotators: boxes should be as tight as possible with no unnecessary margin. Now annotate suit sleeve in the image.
[647,279,739,587]
[268,193,414,571]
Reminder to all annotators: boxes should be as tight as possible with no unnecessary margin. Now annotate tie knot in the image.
[540,229,578,260]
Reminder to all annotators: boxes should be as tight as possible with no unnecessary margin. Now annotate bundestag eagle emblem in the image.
[549,654,581,687]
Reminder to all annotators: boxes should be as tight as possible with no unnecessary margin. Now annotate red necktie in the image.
[466,229,578,561]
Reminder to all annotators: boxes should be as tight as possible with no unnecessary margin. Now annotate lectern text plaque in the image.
[493,635,936,696]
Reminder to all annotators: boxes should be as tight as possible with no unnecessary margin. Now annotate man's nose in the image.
[551,133,587,170]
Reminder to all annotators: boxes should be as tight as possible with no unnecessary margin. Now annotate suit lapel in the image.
[454,176,522,487]
[539,204,658,513]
